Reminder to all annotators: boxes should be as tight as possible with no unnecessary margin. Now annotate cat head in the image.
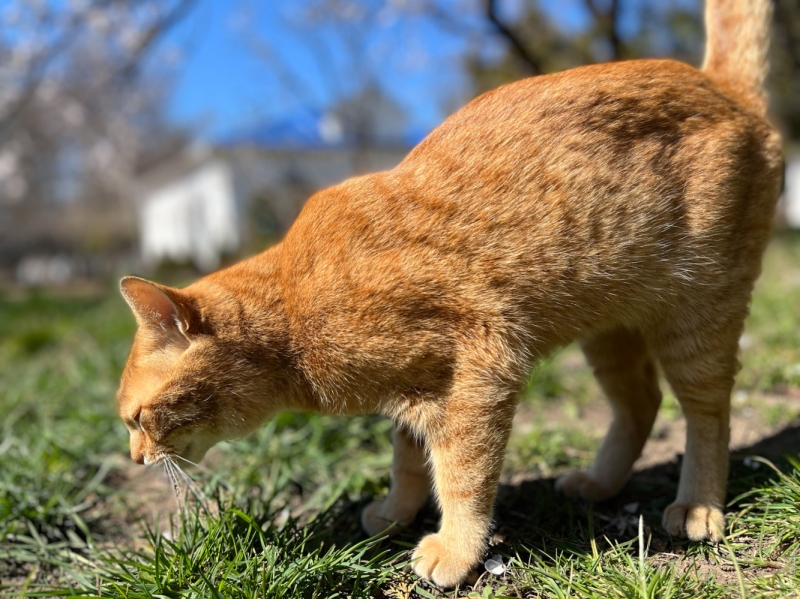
[117,276,286,466]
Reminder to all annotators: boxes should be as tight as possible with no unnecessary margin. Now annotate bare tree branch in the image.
[485,0,542,75]
[775,0,800,75]
[113,0,200,85]
[0,0,197,210]
[0,0,199,132]
[0,30,77,134]
[606,0,622,60]
[583,0,622,60]
[242,32,325,112]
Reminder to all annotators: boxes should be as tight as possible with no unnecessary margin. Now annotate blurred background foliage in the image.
[0,0,798,285]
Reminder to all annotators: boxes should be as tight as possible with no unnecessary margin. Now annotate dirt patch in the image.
[512,389,800,474]
[94,447,256,550]
[91,455,185,551]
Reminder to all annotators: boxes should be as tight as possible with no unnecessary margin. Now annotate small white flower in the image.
[484,554,505,575]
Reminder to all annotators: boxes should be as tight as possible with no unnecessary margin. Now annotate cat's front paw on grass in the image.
[662,503,725,542]
[555,470,616,502]
[411,533,478,588]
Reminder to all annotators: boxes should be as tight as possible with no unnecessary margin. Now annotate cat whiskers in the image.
[161,453,184,508]
[171,454,212,476]
[172,454,233,492]
[160,452,206,509]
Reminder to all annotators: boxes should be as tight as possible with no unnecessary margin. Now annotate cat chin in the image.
[140,439,213,467]
[176,437,217,465]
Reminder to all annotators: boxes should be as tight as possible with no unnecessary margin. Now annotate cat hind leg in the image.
[656,322,740,543]
[556,327,662,501]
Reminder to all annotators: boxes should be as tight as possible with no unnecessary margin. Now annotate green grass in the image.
[68,499,406,598]
[2,233,800,598]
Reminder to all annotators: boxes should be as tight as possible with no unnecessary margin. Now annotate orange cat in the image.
[118,0,782,587]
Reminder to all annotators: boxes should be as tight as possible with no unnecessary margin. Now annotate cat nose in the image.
[131,450,145,464]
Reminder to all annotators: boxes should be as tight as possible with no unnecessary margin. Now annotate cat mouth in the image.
[143,448,183,466]
[142,454,160,466]
[140,441,196,466]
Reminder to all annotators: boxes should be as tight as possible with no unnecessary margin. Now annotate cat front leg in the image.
[362,425,431,536]
[410,393,515,588]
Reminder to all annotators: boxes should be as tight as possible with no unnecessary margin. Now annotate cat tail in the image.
[702,0,773,115]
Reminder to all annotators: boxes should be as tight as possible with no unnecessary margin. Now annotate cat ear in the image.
[120,276,194,337]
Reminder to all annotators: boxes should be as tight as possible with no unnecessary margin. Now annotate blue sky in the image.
[161,0,699,141]
[2,0,701,141]
[162,0,580,139]
[164,0,481,139]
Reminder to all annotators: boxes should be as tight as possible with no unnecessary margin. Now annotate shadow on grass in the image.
[365,423,800,562]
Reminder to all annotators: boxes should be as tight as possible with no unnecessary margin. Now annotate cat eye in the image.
[126,408,142,431]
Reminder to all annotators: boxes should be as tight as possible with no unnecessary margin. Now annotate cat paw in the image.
[411,533,477,588]
[555,471,616,501]
[361,499,407,537]
[662,503,725,542]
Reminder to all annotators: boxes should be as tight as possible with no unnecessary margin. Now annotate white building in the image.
[135,108,417,272]
[139,154,239,272]
[782,151,800,228]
